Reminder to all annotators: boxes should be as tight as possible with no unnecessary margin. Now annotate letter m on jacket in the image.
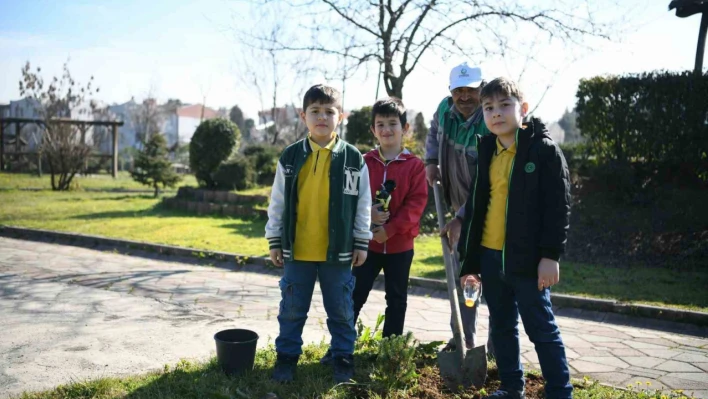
[344,167,360,196]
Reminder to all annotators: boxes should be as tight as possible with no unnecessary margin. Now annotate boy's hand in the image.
[537,258,560,291]
[372,226,388,243]
[440,218,461,253]
[352,249,367,267]
[425,164,441,187]
[269,248,284,267]
[371,203,390,225]
[459,274,481,291]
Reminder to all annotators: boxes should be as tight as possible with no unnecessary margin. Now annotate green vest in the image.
[435,97,491,211]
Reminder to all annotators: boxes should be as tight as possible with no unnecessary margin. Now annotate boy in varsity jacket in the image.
[265,84,372,384]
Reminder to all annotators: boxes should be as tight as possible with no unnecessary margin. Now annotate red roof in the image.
[177,104,219,119]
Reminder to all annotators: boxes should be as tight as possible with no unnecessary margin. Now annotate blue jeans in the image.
[275,261,356,357]
[480,248,572,399]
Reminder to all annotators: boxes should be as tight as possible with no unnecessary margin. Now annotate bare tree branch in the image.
[321,0,379,37]
[400,0,436,77]
[235,0,623,99]
[19,60,102,190]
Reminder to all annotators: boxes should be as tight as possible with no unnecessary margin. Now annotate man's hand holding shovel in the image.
[440,217,462,254]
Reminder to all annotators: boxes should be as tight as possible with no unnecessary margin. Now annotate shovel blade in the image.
[437,345,488,392]
[463,345,488,389]
[438,349,465,392]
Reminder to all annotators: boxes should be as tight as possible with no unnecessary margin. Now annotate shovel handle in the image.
[432,180,466,366]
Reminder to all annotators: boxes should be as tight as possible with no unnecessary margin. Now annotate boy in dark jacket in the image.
[265,84,372,383]
[459,77,572,399]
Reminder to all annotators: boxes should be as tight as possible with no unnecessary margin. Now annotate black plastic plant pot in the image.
[214,329,259,376]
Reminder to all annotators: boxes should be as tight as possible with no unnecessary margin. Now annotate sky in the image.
[0,0,706,124]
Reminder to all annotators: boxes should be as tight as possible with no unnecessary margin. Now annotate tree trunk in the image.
[154,183,159,198]
[385,75,404,99]
[58,172,69,191]
[48,157,58,190]
[696,12,708,75]
[64,171,78,191]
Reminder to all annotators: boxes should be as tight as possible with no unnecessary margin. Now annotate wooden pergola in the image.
[669,0,708,74]
[0,117,124,177]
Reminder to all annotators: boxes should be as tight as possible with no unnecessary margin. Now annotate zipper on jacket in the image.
[382,160,389,254]
[500,129,519,276]
[373,152,405,255]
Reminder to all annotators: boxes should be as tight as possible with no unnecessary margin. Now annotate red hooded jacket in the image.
[364,148,428,254]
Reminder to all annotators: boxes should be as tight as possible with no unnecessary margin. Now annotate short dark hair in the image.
[302,84,342,111]
[480,77,525,103]
[370,97,407,127]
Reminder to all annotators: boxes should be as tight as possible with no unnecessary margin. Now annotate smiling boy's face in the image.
[371,114,408,150]
[482,94,528,139]
[300,101,343,142]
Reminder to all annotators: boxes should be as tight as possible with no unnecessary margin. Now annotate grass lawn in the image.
[412,237,708,312]
[0,171,197,191]
[1,172,706,312]
[0,190,267,256]
[16,342,691,399]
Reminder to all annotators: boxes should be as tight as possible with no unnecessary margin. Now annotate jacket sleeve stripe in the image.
[353,161,373,241]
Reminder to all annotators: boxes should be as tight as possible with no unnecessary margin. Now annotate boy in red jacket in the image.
[353,97,428,337]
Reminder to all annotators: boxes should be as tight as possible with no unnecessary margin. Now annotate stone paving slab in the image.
[1,237,707,398]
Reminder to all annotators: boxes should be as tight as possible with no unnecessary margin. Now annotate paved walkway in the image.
[1,237,707,398]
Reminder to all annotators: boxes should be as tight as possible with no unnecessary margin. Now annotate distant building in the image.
[106,100,221,150]
[1,97,224,162]
[173,104,220,145]
[106,99,141,150]
[257,105,301,126]
[2,98,82,151]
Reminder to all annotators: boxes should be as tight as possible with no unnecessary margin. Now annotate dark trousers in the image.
[352,249,414,337]
[480,247,572,399]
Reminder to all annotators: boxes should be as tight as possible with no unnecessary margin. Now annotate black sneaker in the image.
[484,388,526,399]
[333,354,354,383]
[320,349,333,365]
[271,353,299,382]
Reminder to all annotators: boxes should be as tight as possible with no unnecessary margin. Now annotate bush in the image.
[576,71,708,187]
[130,133,181,197]
[346,106,375,147]
[418,187,455,235]
[84,156,111,174]
[354,315,443,394]
[212,155,255,191]
[370,332,418,392]
[559,142,593,175]
[355,143,374,154]
[355,314,385,355]
[243,144,280,186]
[587,161,653,204]
[189,118,241,188]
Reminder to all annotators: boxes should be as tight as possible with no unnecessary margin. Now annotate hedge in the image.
[576,71,708,182]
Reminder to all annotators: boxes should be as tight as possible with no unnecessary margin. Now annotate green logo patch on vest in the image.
[525,162,536,173]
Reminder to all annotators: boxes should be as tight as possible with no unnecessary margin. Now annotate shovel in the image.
[433,180,487,391]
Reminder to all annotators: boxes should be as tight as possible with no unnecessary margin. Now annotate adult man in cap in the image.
[425,62,492,353]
